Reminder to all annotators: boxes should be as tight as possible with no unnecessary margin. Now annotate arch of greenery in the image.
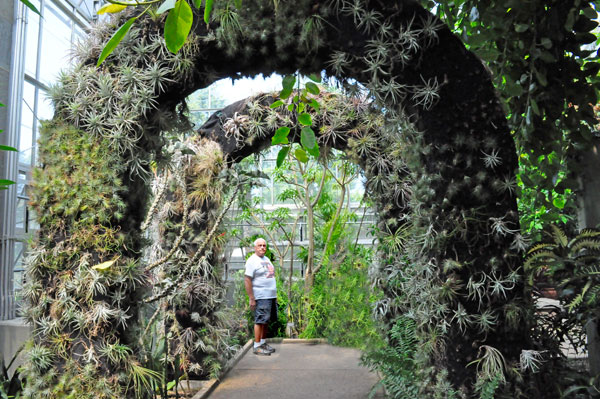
[22,1,549,398]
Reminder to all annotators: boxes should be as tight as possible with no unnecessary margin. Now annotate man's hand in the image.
[249,297,256,311]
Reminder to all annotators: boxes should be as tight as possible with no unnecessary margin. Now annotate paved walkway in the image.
[206,341,384,399]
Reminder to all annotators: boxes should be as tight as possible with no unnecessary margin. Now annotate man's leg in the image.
[254,323,263,343]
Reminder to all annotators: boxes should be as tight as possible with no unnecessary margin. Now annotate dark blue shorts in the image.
[254,298,277,324]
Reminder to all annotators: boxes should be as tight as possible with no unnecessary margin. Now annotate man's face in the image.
[254,240,267,257]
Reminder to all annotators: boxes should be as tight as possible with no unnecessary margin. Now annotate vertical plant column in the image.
[22,121,147,397]
[318,2,530,395]
[21,13,201,398]
[146,137,241,379]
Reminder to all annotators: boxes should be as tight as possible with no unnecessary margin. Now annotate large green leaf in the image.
[97,17,136,66]
[300,126,316,149]
[0,145,18,152]
[271,126,290,145]
[0,179,15,186]
[276,146,290,168]
[20,0,41,16]
[204,0,213,24]
[165,0,193,54]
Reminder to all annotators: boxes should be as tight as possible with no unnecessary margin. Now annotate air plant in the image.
[411,75,441,110]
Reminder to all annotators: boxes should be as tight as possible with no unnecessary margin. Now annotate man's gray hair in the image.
[253,238,266,246]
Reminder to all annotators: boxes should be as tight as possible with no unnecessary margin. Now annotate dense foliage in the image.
[22,0,600,397]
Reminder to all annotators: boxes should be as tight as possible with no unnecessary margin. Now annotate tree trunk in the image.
[577,138,600,377]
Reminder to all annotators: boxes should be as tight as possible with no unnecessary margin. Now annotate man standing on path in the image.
[244,238,277,356]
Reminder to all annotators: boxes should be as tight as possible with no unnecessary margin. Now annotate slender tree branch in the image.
[145,172,189,272]
[141,174,169,232]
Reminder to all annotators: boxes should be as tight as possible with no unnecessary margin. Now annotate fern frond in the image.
[526,242,554,255]
[566,280,591,312]
[524,250,557,270]
[550,225,568,247]
[570,238,600,254]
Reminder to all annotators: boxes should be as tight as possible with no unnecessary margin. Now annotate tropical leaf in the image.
[270,100,284,109]
[20,0,41,16]
[298,113,312,126]
[97,17,137,66]
[305,82,320,95]
[165,0,193,53]
[92,258,117,271]
[271,126,290,145]
[294,148,308,163]
[0,145,18,152]
[550,224,568,247]
[97,3,128,14]
[300,126,316,149]
[276,146,290,168]
[204,0,213,24]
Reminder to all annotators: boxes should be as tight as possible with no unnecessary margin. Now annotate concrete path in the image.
[206,341,384,399]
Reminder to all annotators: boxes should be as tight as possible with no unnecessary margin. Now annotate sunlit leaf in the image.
[300,126,316,149]
[270,100,284,109]
[92,259,117,271]
[165,0,193,53]
[97,3,128,14]
[156,0,176,14]
[553,197,566,209]
[298,113,312,126]
[294,148,308,163]
[276,146,290,168]
[271,126,290,145]
[204,0,213,24]
[0,179,15,186]
[97,17,136,66]
[0,145,18,152]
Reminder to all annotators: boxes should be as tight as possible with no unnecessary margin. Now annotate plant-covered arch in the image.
[23,0,539,397]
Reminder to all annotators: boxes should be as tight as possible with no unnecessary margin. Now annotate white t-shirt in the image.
[244,253,277,299]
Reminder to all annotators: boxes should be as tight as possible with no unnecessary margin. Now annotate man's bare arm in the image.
[244,275,256,310]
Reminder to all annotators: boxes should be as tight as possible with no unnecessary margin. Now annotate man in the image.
[244,238,277,356]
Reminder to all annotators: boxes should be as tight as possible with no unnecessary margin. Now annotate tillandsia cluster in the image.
[21,121,148,398]
[21,9,203,399]
[145,137,244,379]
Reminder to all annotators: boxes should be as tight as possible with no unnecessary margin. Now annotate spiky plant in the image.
[525,226,600,314]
